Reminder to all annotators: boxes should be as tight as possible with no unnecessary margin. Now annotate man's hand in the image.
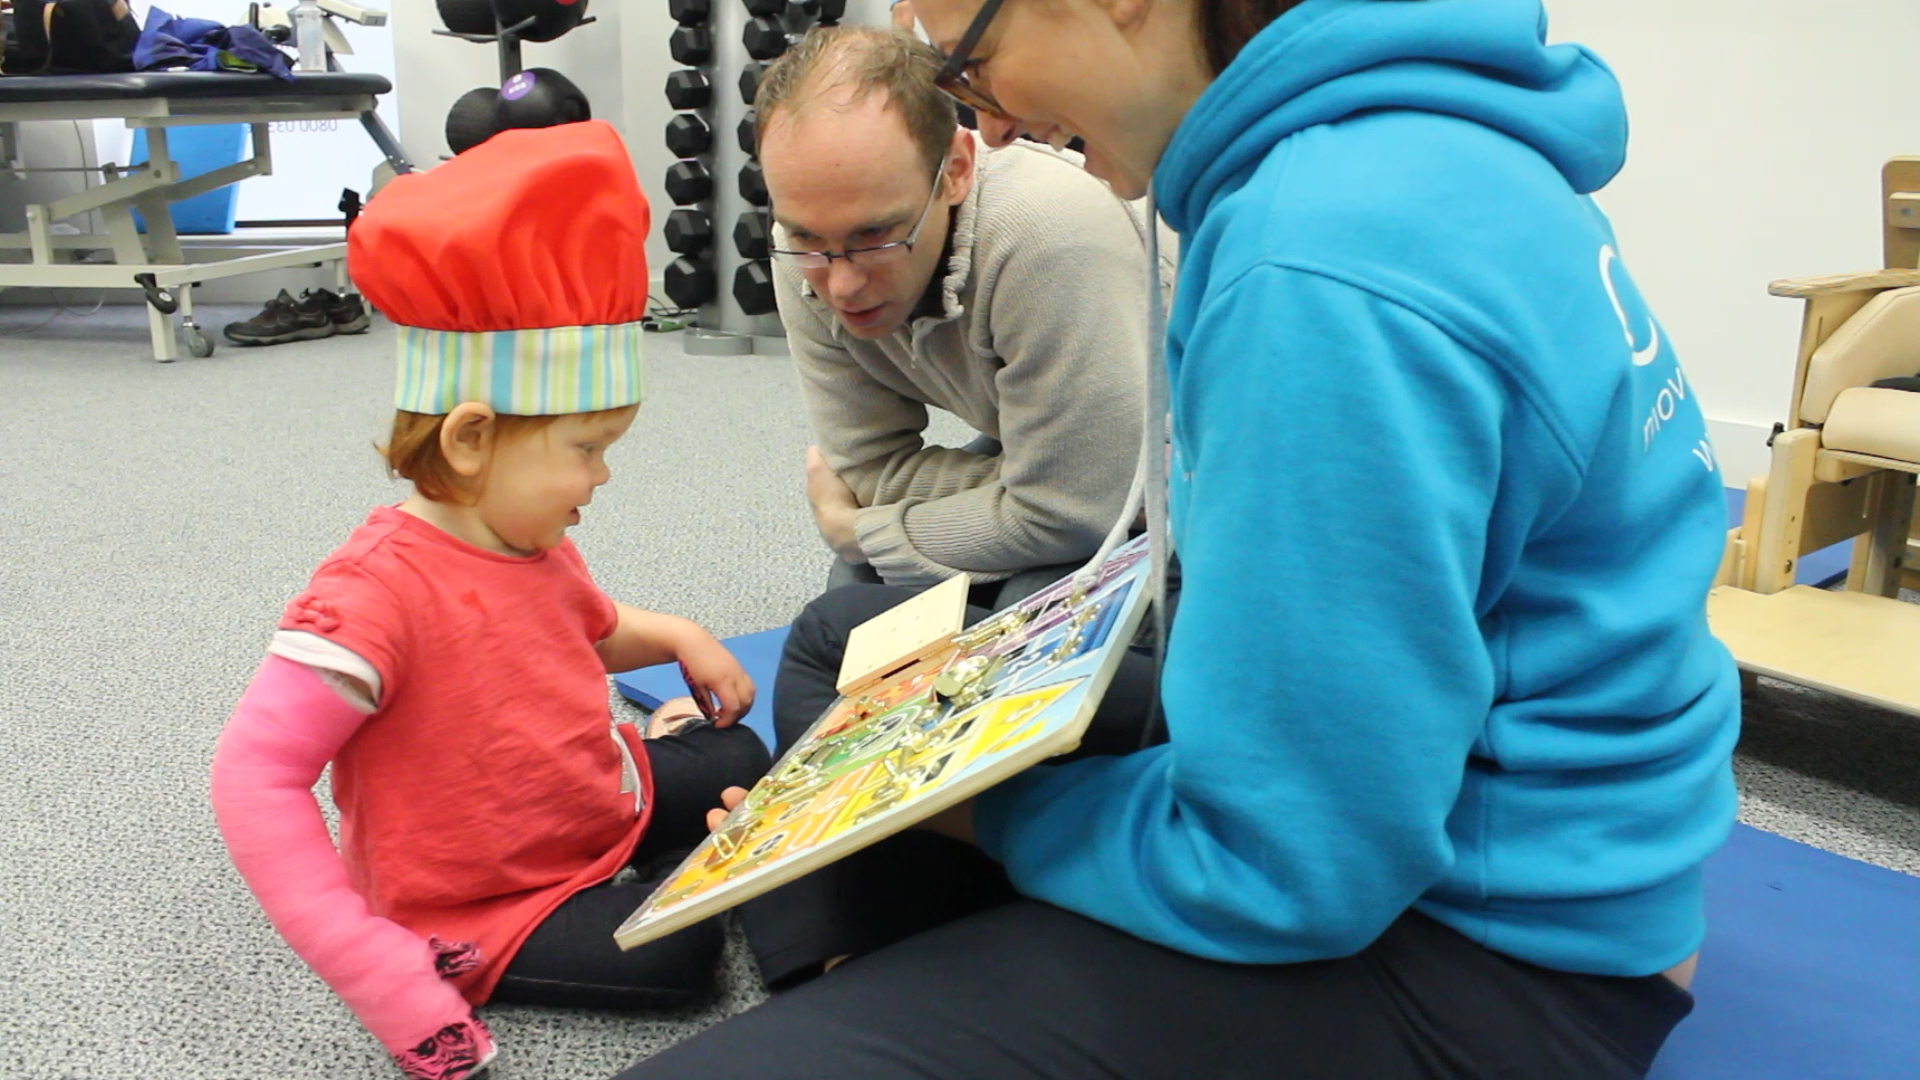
[675,633,756,725]
[806,446,867,564]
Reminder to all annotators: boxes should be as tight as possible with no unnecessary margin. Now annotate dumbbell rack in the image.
[663,0,830,355]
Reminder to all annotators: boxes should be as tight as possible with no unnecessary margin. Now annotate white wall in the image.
[1545,0,1920,486]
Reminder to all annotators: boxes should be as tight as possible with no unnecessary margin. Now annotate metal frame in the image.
[0,90,379,361]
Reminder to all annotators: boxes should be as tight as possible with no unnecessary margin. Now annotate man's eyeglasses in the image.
[769,154,950,270]
[933,0,1009,119]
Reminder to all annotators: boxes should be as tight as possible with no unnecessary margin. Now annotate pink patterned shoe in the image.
[392,1016,496,1080]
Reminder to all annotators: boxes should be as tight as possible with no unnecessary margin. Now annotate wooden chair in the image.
[1710,159,1920,715]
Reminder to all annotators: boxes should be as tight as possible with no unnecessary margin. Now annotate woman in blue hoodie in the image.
[616,2,1738,1077]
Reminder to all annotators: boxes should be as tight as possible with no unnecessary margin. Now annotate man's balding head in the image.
[754,26,958,174]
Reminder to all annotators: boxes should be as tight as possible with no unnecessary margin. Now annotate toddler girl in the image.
[210,121,769,1080]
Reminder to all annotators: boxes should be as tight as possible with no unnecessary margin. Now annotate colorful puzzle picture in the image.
[614,535,1155,950]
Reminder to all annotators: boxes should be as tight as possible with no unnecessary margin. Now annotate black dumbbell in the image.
[665,209,714,254]
[733,259,777,315]
[665,69,711,110]
[815,0,844,23]
[742,17,792,60]
[668,0,710,24]
[670,25,712,65]
[495,68,591,133]
[738,62,764,106]
[666,114,712,157]
[744,0,784,15]
[665,160,713,205]
[664,255,716,308]
[733,210,770,260]
[738,160,768,206]
[490,0,589,42]
[737,110,757,156]
[445,87,500,154]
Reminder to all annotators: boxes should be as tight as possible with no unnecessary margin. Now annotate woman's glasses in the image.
[933,0,1010,119]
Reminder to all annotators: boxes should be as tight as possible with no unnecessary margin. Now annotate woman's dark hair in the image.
[1195,0,1309,75]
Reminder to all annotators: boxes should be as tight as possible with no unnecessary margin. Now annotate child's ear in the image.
[439,402,498,479]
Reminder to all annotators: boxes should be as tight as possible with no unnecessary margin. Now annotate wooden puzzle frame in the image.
[614,536,1155,949]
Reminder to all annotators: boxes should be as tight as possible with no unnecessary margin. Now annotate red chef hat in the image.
[348,120,652,415]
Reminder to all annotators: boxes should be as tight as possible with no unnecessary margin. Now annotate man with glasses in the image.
[692,23,1165,1015]
[755,24,1155,610]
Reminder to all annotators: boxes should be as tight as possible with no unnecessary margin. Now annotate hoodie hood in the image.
[1157,0,1627,234]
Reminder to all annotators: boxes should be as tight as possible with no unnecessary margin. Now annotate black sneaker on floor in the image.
[319,289,371,335]
[224,289,336,346]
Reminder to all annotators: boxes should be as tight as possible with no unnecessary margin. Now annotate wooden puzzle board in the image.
[614,536,1154,949]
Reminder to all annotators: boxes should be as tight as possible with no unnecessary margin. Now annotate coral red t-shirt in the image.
[279,506,651,1003]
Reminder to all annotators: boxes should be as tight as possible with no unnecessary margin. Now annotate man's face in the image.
[760,89,958,339]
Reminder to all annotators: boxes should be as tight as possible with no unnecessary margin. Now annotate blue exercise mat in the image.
[613,627,789,748]
[1650,824,1920,1079]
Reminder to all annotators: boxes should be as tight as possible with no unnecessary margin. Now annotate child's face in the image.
[476,406,639,553]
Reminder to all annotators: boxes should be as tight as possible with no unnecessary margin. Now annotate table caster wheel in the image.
[182,322,215,358]
[134,272,178,314]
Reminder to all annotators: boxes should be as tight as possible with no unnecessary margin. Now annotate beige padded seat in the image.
[1800,286,1920,423]
[1821,387,1920,466]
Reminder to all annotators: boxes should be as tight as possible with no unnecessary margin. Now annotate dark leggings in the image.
[640,585,1696,1080]
[622,902,1693,1080]
[489,722,770,1010]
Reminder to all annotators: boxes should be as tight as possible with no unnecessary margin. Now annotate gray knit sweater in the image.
[774,136,1153,586]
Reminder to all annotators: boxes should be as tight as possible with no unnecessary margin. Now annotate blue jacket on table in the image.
[974,0,1740,977]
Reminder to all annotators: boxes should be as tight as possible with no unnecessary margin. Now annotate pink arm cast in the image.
[210,655,489,1061]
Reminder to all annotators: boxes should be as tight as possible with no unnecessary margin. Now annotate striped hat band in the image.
[394,321,647,416]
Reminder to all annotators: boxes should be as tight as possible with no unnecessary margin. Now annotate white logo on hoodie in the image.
[1599,245,1661,367]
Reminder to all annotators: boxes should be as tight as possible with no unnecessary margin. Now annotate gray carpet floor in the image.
[2,303,1917,1079]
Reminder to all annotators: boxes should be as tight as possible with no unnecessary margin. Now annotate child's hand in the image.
[706,786,750,831]
[677,634,755,725]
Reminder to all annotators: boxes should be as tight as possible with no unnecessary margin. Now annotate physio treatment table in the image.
[0,71,395,360]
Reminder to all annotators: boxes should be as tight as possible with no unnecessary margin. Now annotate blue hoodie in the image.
[973,0,1740,976]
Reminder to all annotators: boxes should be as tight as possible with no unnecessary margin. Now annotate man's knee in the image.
[791,584,920,656]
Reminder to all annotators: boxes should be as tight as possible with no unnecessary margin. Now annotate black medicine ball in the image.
[494,67,592,134]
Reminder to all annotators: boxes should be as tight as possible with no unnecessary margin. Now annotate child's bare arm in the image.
[596,602,701,671]
[598,602,757,724]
